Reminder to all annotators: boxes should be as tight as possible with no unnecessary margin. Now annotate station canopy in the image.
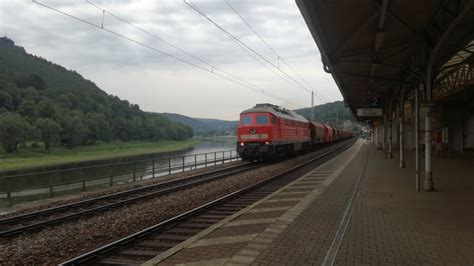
[296,0,474,121]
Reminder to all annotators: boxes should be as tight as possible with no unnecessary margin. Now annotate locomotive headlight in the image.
[239,142,245,146]
[264,141,271,145]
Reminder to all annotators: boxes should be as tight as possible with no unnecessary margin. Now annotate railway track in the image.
[0,162,257,238]
[60,139,355,265]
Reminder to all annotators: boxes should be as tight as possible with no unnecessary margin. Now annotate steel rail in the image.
[60,139,354,265]
[0,162,254,237]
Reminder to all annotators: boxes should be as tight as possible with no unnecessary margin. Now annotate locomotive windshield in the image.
[256,115,268,125]
[240,116,252,125]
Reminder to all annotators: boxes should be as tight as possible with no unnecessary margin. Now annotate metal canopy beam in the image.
[337,71,414,84]
[296,0,474,119]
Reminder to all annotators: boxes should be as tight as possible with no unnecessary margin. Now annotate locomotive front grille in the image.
[240,134,269,140]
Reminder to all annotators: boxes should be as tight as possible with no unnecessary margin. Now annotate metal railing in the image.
[0,150,240,207]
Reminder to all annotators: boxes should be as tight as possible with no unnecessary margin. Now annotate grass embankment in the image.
[0,139,199,172]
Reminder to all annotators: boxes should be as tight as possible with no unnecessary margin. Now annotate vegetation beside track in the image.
[0,139,198,172]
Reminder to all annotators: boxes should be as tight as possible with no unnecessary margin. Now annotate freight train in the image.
[236,103,352,161]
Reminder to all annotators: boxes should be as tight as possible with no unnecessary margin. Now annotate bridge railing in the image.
[0,149,240,207]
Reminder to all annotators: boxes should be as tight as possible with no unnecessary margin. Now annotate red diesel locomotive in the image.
[236,103,352,161]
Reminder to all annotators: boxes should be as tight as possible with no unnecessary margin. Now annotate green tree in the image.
[58,94,72,110]
[36,99,57,118]
[111,116,128,141]
[0,91,13,110]
[165,126,178,140]
[14,74,46,90]
[60,115,87,148]
[18,100,36,120]
[34,118,61,151]
[126,116,144,140]
[19,86,40,102]
[0,112,29,152]
[145,117,167,141]
[84,113,111,144]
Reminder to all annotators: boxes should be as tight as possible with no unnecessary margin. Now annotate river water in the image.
[0,141,238,208]
[179,141,235,156]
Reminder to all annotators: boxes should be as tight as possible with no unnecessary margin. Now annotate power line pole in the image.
[336,112,339,127]
[311,91,315,121]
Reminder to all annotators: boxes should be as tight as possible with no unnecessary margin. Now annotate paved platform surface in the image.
[144,139,474,265]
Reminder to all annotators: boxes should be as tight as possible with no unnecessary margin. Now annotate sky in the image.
[0,0,342,120]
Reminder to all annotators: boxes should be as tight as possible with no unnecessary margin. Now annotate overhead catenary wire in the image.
[224,0,328,102]
[32,0,304,109]
[93,2,309,108]
[85,0,298,107]
[181,1,304,97]
[184,0,321,101]
[86,0,211,70]
[185,0,307,93]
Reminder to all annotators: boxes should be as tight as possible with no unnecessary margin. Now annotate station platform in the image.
[144,139,474,265]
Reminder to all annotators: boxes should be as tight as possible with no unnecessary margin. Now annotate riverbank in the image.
[0,139,198,172]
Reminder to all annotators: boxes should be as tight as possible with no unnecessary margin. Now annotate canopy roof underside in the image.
[297,0,474,120]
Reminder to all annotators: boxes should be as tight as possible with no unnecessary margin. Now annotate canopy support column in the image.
[424,105,434,191]
[415,88,420,191]
[388,101,393,159]
[384,114,388,157]
[399,88,405,168]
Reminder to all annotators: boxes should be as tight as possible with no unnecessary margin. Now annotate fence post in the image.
[152,160,155,178]
[82,173,86,192]
[222,151,225,164]
[7,192,12,207]
[49,175,54,198]
[182,156,185,172]
[194,154,197,169]
[168,158,171,175]
[214,152,217,165]
[205,153,208,167]
[133,163,137,182]
[230,150,233,162]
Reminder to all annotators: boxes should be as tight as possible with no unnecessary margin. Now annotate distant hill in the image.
[161,113,237,136]
[0,37,193,152]
[197,118,237,134]
[294,101,355,126]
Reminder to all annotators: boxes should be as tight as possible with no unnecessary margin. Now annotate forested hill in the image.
[0,37,193,152]
[161,113,237,136]
[294,101,355,125]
